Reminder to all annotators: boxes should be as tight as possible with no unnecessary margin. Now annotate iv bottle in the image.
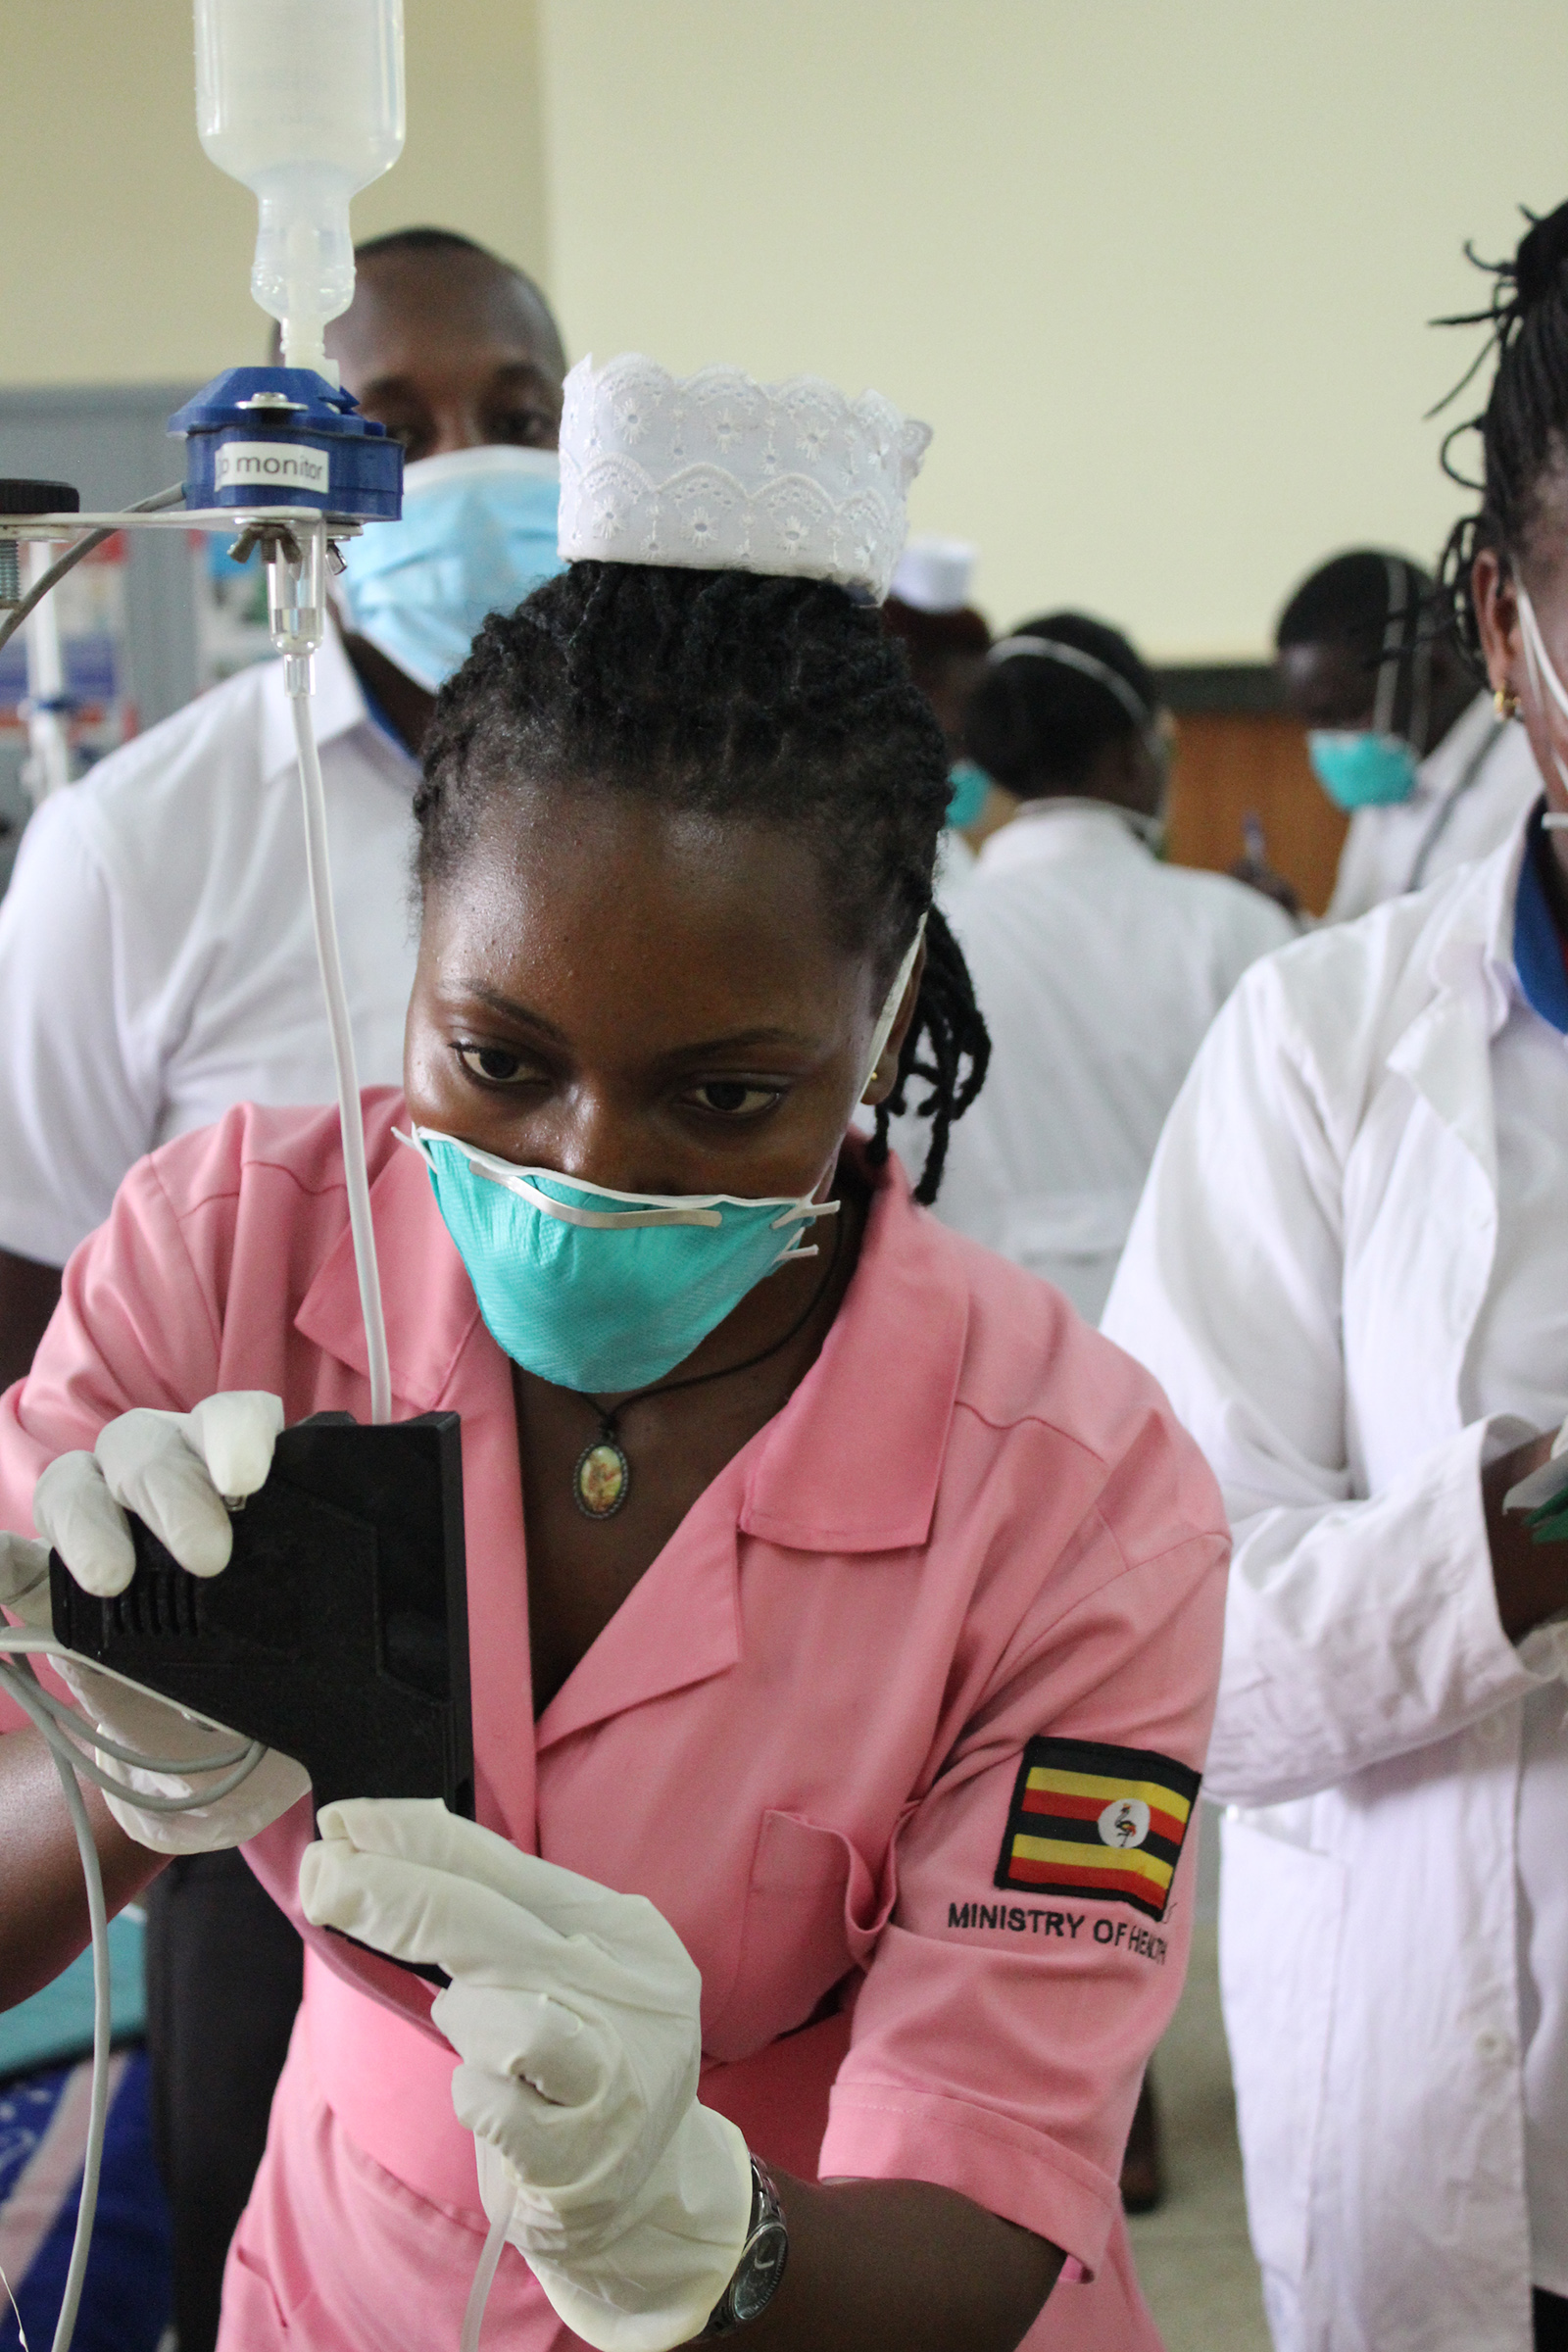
[194,0,405,381]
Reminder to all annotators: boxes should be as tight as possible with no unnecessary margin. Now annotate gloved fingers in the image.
[317,1798,604,1923]
[185,1392,282,1503]
[316,1798,687,1975]
[33,1450,137,1597]
[299,1837,593,1990]
[100,1744,313,1858]
[95,1409,234,1578]
[0,1532,52,1624]
[438,1981,612,2113]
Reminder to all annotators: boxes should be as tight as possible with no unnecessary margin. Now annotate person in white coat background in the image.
[1102,202,1568,2352]
[1276,546,1541,922]
[920,613,1294,1322]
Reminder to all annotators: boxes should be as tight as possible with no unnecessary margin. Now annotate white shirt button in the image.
[1474,2030,1512,2064]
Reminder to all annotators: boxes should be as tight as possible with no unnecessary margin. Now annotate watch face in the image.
[728,2220,789,2324]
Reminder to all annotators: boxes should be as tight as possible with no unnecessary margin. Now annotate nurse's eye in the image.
[455,1043,545,1087]
[683,1079,782,1118]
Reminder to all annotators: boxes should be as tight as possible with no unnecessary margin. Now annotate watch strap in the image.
[701,2156,788,2335]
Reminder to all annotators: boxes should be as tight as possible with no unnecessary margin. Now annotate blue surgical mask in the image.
[1307,730,1421,810]
[946,759,990,830]
[336,445,564,693]
[404,926,924,1394]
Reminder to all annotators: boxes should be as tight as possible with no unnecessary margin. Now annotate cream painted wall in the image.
[7,6,1567,658]
[536,1,1568,659]
[0,0,550,387]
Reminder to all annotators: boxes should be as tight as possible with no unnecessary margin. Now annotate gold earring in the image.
[1495,682,1521,720]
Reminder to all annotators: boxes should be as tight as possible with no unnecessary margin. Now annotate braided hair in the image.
[1435,200,1568,667]
[416,560,990,1203]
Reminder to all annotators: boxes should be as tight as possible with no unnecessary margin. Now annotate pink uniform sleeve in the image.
[0,1143,230,1736]
[821,1410,1226,2279]
[0,1144,230,1505]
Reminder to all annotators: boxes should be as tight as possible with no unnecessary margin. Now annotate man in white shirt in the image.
[924,613,1294,1322]
[1277,547,1542,922]
[0,223,567,2352]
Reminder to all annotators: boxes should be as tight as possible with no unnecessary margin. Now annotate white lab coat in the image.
[1102,819,1568,2352]
[1327,692,1541,922]
[926,804,1294,1320]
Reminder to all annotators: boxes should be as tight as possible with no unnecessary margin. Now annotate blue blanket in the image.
[0,2053,170,2352]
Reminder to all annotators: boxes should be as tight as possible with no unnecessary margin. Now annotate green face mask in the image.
[945,759,990,830]
[407,925,925,1394]
[407,1131,836,1392]
[1307,729,1420,809]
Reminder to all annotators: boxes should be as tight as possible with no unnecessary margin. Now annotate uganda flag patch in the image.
[995,1737,1200,1921]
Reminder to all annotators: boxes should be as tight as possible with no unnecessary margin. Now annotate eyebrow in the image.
[460,985,571,1043]
[456,987,818,1060]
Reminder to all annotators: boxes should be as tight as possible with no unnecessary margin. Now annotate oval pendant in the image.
[574,1438,630,1521]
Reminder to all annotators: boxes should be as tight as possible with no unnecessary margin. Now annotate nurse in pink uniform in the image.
[0,357,1226,2352]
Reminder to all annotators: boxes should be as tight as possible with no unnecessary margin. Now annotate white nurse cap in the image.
[889,534,978,614]
[556,353,932,603]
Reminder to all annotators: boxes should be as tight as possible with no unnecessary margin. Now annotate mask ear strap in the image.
[1517,583,1568,825]
[860,916,927,1102]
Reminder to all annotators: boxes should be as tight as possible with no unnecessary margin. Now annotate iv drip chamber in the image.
[194,0,406,379]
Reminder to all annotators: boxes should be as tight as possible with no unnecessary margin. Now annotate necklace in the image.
[570,1216,845,1521]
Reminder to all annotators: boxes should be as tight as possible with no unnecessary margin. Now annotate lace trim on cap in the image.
[558,353,932,601]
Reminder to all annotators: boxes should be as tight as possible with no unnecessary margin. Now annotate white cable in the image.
[3,1617,501,2351]
[0,1639,266,1805]
[0,1638,270,2352]
[460,2193,514,2352]
[0,1658,111,2352]
[287,682,393,1424]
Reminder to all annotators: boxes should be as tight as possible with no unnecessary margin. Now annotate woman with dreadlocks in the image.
[0,356,1225,2352]
[1104,203,1568,2352]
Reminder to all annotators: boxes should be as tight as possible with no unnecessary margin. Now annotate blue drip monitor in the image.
[171,366,404,517]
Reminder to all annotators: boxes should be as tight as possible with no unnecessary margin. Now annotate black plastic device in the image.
[49,1412,473,1819]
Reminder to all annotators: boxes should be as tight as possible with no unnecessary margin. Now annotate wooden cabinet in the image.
[1162,700,1348,921]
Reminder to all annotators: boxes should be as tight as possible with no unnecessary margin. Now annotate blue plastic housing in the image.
[170,366,403,518]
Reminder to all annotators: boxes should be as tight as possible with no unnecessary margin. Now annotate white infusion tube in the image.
[269,531,393,1425]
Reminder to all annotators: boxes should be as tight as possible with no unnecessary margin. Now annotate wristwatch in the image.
[702,2156,789,2334]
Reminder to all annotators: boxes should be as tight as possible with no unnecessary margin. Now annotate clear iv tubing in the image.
[287,676,393,1424]
[460,2199,514,2352]
[0,1631,265,2352]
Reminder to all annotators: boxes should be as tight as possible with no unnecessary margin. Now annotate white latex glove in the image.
[5,1394,311,1852]
[300,1798,754,2352]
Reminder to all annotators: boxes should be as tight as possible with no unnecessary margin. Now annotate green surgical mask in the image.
[1307,730,1420,809]
[946,759,990,830]
[405,1134,836,1393]
[408,925,923,1393]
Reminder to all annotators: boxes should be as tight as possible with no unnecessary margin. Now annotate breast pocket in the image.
[702,1810,897,2065]
[1219,1813,1348,2288]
